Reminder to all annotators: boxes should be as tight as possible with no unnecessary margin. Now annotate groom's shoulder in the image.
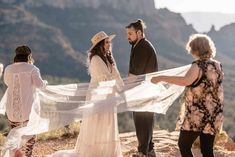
[140,38,156,53]
[139,38,154,48]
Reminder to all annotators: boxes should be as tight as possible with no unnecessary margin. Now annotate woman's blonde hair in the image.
[186,34,216,59]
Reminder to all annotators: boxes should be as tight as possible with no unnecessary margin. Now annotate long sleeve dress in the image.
[49,55,123,157]
[75,55,123,157]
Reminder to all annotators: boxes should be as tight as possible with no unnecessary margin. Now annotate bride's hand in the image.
[151,76,162,84]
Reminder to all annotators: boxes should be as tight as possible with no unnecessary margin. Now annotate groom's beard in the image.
[128,39,138,45]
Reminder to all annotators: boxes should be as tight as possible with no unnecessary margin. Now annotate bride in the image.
[50,31,123,157]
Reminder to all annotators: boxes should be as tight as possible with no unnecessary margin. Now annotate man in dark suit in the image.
[126,19,158,157]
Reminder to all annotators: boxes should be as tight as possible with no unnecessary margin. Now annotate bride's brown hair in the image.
[89,39,114,66]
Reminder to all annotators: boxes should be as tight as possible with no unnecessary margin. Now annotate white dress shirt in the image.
[3,62,47,122]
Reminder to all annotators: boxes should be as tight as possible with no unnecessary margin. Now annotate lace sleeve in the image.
[31,67,47,88]
[112,66,124,91]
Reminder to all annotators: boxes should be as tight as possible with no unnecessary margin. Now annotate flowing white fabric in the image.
[0,63,3,78]
[0,64,191,157]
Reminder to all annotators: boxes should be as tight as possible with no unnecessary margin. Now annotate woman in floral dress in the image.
[151,34,224,157]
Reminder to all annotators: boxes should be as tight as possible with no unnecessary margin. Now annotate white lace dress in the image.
[49,55,123,157]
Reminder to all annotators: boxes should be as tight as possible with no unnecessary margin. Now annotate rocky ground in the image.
[30,130,235,157]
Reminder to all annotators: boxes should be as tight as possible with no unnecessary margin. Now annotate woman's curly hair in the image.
[186,34,216,59]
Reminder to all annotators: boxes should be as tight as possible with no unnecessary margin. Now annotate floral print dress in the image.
[180,59,224,135]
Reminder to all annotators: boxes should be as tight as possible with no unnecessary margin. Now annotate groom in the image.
[126,19,158,157]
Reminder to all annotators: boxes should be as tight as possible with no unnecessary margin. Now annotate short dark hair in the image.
[126,19,147,33]
[14,45,34,63]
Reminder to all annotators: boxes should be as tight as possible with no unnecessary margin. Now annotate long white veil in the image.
[0,64,190,157]
[0,63,3,78]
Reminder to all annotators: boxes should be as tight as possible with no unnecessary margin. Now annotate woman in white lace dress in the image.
[2,45,47,157]
[50,31,123,157]
[76,31,124,157]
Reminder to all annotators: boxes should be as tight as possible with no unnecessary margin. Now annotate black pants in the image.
[178,130,215,157]
[133,112,154,155]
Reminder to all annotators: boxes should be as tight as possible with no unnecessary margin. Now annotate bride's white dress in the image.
[49,55,123,157]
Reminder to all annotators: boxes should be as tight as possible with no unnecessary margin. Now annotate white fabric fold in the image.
[0,63,3,78]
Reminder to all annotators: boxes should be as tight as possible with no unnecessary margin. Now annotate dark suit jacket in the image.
[129,38,158,75]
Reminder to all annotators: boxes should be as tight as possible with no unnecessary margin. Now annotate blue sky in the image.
[154,0,235,13]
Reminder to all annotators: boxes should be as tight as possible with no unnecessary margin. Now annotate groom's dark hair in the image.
[126,19,147,34]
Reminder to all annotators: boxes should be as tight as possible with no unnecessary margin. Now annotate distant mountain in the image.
[1,0,156,15]
[0,1,196,79]
[0,2,87,79]
[208,23,235,62]
[182,12,235,32]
